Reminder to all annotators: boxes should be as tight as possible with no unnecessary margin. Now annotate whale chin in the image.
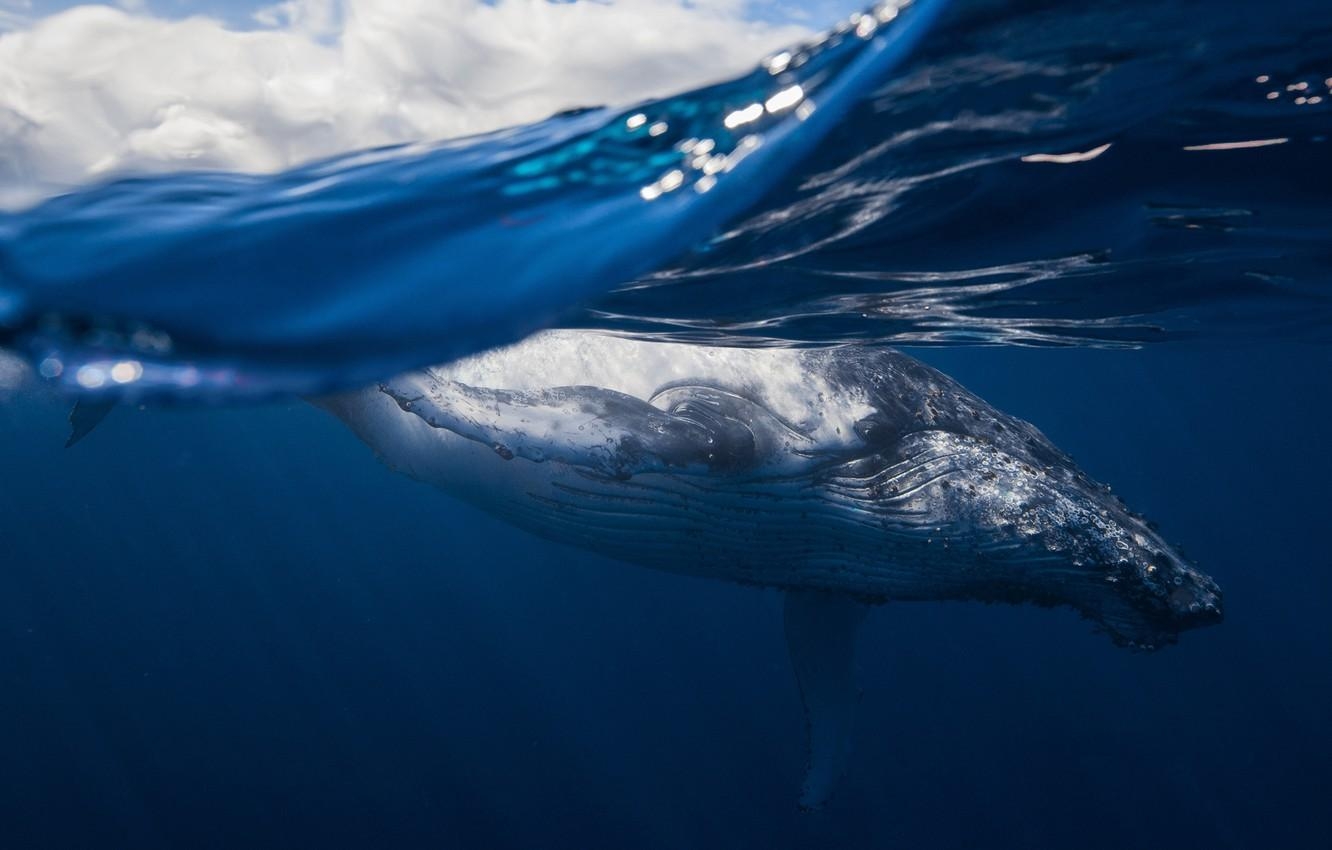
[1093,557,1224,651]
[1097,617,1189,652]
[1085,586,1224,652]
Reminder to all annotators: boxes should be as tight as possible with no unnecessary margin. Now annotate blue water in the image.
[1,0,1330,848]
[0,0,946,398]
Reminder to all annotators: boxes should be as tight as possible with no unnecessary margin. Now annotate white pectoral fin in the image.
[380,373,753,478]
[783,589,869,811]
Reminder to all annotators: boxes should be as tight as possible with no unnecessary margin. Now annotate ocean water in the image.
[1,1,1330,848]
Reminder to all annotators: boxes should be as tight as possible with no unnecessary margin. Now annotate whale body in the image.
[321,330,1222,807]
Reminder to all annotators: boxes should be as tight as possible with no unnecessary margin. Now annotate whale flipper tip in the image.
[784,589,869,811]
[66,399,115,448]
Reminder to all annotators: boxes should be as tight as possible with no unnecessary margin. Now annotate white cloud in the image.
[253,0,340,36]
[0,0,807,206]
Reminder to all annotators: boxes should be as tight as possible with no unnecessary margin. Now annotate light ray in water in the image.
[582,0,1332,351]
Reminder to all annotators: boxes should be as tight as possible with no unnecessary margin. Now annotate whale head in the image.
[833,351,1223,650]
[848,425,1224,650]
[1005,462,1225,650]
[1058,491,1223,650]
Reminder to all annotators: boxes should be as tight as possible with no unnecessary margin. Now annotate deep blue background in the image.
[1,341,1327,849]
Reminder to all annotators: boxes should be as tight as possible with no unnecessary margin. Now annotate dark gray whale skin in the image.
[814,347,1223,648]
[320,331,1222,806]
[328,335,1221,650]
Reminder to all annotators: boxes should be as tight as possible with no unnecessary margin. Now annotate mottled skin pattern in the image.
[325,334,1222,650]
[818,349,1222,647]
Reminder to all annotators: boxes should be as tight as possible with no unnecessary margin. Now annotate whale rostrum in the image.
[319,330,1223,808]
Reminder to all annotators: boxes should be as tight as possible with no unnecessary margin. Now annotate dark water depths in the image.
[0,0,1330,847]
[2,344,1328,848]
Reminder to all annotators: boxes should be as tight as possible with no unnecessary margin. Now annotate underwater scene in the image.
[0,0,1328,847]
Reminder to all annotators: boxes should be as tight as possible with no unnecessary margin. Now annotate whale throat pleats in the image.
[783,589,869,811]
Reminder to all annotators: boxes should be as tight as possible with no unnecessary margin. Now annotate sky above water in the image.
[2,0,865,29]
[0,1,865,203]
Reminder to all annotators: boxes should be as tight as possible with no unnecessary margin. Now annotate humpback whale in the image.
[321,331,1223,808]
